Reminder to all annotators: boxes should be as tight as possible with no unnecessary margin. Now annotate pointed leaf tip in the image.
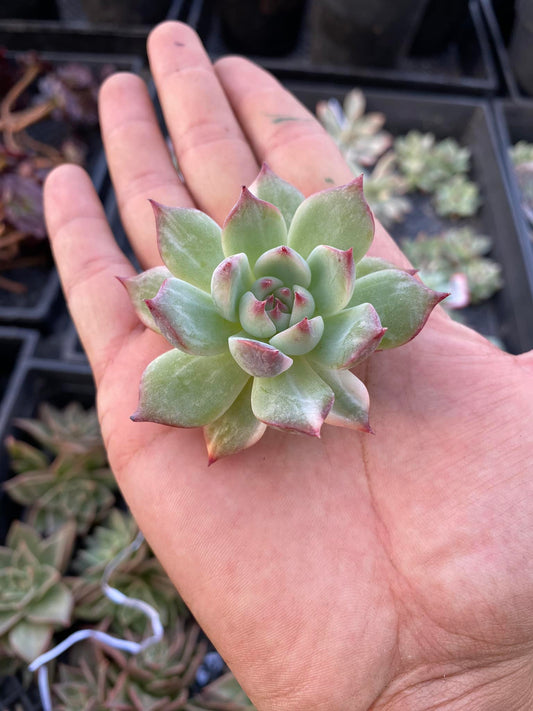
[222,186,287,264]
[288,176,374,261]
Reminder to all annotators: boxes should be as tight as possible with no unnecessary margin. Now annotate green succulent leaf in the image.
[311,363,371,432]
[204,380,267,463]
[348,269,446,349]
[133,350,249,428]
[211,253,254,322]
[153,202,224,292]
[356,256,410,278]
[228,336,293,377]
[146,278,239,356]
[251,359,334,436]
[4,437,48,473]
[287,176,374,261]
[249,163,304,229]
[307,245,355,314]
[27,582,73,626]
[119,267,172,333]
[309,304,385,369]
[254,245,311,288]
[9,619,52,662]
[269,316,324,356]
[222,187,287,264]
[238,292,277,338]
[289,285,315,326]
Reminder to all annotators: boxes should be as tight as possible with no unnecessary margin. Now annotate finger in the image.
[99,72,193,269]
[215,56,409,265]
[147,22,259,224]
[44,164,140,383]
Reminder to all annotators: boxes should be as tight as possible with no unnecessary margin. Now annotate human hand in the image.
[44,22,533,711]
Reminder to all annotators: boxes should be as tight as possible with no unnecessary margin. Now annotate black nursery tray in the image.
[194,0,498,95]
[492,99,533,286]
[288,82,533,354]
[0,358,93,539]
[0,0,191,58]
[0,51,141,327]
[0,327,38,446]
[478,0,522,99]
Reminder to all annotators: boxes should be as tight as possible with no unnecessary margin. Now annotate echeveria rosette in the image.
[123,164,446,462]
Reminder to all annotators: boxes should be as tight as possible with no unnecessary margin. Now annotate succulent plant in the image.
[69,509,184,635]
[400,228,503,308]
[513,161,533,227]
[360,152,411,227]
[52,622,254,710]
[122,165,445,462]
[316,90,393,168]
[394,131,473,194]
[433,174,482,218]
[0,520,75,669]
[4,403,117,534]
[509,140,533,167]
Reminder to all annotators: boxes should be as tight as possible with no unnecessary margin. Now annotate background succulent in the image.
[360,152,411,227]
[394,131,472,192]
[509,141,533,228]
[0,521,75,671]
[4,403,117,534]
[401,228,503,308]
[52,623,254,710]
[433,174,481,218]
[316,89,393,168]
[122,165,444,461]
[68,508,184,636]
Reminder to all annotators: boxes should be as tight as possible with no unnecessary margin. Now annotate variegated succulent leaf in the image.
[127,166,444,460]
[0,521,74,666]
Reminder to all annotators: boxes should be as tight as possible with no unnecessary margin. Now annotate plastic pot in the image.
[194,0,498,95]
[217,0,307,56]
[310,0,430,68]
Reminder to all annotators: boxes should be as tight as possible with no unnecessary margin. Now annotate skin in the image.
[44,22,533,711]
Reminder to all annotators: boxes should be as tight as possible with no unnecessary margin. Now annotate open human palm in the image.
[44,22,533,711]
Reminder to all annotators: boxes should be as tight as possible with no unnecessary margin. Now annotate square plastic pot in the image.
[492,99,533,297]
[193,0,498,95]
[0,0,191,57]
[288,82,533,353]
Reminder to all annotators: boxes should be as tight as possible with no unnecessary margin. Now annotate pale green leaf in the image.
[251,358,334,436]
[249,163,304,229]
[154,203,224,292]
[204,380,267,463]
[133,350,250,428]
[287,176,374,261]
[222,187,287,264]
[348,270,445,349]
[147,278,239,355]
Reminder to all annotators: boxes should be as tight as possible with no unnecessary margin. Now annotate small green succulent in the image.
[122,165,444,462]
[509,140,533,167]
[316,89,393,168]
[360,152,411,227]
[4,404,117,534]
[0,521,75,669]
[394,131,472,193]
[433,174,482,218]
[69,509,184,635]
[401,228,502,308]
[52,622,254,711]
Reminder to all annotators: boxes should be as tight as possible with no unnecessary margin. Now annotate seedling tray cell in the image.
[288,83,533,353]
[492,100,533,299]
[0,0,192,57]
[194,0,498,95]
